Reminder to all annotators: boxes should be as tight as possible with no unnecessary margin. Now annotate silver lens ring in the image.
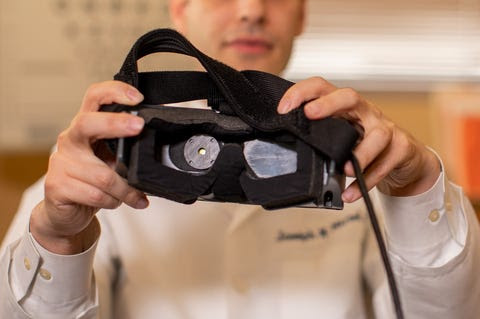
[184,135,221,170]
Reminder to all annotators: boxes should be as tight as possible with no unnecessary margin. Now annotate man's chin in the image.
[225,57,282,75]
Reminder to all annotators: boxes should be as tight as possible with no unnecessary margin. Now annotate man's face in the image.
[170,0,306,75]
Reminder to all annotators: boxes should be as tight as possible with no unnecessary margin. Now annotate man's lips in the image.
[225,38,273,54]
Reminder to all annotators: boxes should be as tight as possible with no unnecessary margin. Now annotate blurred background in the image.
[1,0,480,241]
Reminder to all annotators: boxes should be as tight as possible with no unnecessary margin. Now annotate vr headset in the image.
[100,28,359,210]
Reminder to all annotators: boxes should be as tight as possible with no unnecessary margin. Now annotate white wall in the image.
[0,0,172,150]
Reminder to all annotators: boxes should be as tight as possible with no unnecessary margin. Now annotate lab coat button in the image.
[24,257,31,271]
[429,209,440,222]
[39,268,52,280]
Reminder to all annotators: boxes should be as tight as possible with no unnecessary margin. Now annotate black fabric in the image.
[128,127,216,203]
[101,103,253,134]
[138,71,223,106]
[211,144,247,202]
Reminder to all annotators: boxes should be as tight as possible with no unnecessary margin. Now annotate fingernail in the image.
[129,117,144,131]
[342,189,354,203]
[278,99,292,114]
[135,198,149,209]
[126,89,144,103]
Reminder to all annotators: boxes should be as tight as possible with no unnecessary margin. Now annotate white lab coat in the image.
[1,169,479,319]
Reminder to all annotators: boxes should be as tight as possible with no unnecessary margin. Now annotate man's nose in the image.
[237,0,266,25]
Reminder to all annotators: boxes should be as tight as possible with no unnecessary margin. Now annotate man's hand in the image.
[277,77,441,203]
[30,81,149,255]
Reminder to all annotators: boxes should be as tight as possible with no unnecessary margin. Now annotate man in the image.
[1,0,479,318]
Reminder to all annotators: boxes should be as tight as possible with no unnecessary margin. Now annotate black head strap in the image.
[115,28,359,167]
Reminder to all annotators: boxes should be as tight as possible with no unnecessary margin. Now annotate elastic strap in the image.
[114,28,359,167]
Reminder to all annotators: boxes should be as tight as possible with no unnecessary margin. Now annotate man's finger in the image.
[65,157,149,209]
[66,112,144,146]
[303,87,362,120]
[278,77,337,114]
[344,125,393,177]
[342,142,405,202]
[48,172,122,210]
[81,81,144,112]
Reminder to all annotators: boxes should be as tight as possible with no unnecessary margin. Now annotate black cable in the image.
[351,155,404,319]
